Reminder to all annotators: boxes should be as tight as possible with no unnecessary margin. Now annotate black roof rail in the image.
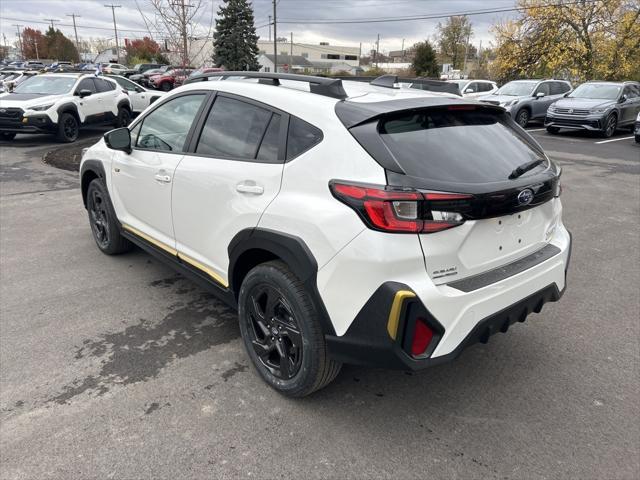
[184,71,348,100]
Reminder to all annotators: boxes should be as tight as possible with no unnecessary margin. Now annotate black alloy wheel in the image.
[57,113,79,143]
[603,114,617,138]
[516,109,530,128]
[245,284,303,380]
[117,107,131,128]
[88,187,110,249]
[161,81,172,92]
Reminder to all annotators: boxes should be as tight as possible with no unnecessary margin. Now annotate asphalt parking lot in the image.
[1,126,638,479]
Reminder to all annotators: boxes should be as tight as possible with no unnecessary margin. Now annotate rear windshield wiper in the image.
[509,159,544,179]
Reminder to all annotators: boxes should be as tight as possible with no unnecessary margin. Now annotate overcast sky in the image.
[0,0,520,55]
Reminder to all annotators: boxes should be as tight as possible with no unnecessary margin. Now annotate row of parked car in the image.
[448,78,640,139]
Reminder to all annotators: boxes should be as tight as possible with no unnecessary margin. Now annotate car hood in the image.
[0,92,66,107]
[551,98,615,110]
[477,94,527,104]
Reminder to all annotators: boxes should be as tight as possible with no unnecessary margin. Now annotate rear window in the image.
[378,108,546,184]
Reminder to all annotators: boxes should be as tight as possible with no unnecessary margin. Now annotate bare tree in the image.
[146,0,214,67]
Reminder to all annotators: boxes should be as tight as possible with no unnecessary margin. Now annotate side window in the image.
[95,79,115,92]
[286,117,323,160]
[549,82,568,95]
[136,94,206,152]
[195,96,272,159]
[256,114,282,163]
[535,82,551,96]
[623,85,639,99]
[560,82,572,93]
[464,82,478,93]
[117,78,138,91]
[75,78,96,94]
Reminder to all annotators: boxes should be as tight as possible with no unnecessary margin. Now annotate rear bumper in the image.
[319,218,572,370]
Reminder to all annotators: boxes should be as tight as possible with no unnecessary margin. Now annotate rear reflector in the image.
[330,180,472,234]
[411,318,434,356]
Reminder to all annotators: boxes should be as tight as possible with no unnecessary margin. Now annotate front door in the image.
[74,78,101,121]
[172,93,287,287]
[110,92,208,251]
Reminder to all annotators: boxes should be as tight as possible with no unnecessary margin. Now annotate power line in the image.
[43,18,60,30]
[276,0,599,24]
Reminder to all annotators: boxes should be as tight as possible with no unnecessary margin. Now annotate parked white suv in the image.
[0,73,132,142]
[448,79,498,97]
[80,72,572,397]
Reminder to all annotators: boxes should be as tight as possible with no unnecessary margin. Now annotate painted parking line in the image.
[594,136,635,144]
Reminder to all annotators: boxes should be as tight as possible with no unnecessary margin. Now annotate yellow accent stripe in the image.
[387,290,416,340]
[122,224,177,256]
[122,224,228,288]
[177,252,229,288]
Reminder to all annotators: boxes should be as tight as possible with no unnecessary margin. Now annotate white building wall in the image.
[257,41,360,67]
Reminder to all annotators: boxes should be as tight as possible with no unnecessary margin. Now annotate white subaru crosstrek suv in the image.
[0,73,132,142]
[79,72,572,397]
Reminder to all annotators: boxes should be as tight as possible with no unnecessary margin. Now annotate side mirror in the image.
[563,92,571,97]
[134,86,143,93]
[104,127,132,154]
[619,95,628,103]
[535,91,546,98]
[464,88,474,93]
[78,89,92,98]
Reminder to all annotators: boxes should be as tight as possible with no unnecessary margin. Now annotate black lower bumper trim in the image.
[326,283,563,371]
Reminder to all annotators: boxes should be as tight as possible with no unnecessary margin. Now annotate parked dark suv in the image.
[545,81,640,137]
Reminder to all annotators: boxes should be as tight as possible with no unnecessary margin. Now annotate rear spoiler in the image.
[335,75,461,96]
[335,97,504,129]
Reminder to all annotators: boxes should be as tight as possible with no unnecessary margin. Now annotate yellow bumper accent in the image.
[387,290,416,340]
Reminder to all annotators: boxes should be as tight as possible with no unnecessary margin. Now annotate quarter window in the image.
[195,96,272,160]
[136,94,206,152]
[286,117,323,160]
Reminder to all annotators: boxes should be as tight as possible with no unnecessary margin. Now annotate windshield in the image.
[568,83,621,100]
[13,76,76,95]
[496,81,537,96]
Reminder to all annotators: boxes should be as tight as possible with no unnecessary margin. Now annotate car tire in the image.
[86,178,133,255]
[515,108,530,128]
[238,260,342,397]
[636,134,640,144]
[602,113,617,138]
[546,126,560,134]
[55,112,79,143]
[160,82,172,92]
[115,106,132,128]
[0,132,16,140]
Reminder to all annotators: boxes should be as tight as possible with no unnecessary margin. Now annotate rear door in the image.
[371,106,560,284]
[171,93,287,287]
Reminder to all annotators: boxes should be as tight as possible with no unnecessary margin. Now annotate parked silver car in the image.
[479,79,573,127]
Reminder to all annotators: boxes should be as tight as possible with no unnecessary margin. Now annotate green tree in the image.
[437,16,473,69]
[213,0,260,71]
[412,41,439,77]
[44,27,79,62]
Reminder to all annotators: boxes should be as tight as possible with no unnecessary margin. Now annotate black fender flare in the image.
[80,160,107,208]
[117,99,132,111]
[56,103,80,123]
[228,228,336,335]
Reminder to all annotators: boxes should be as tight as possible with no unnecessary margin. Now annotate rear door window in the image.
[286,117,323,160]
[377,108,546,184]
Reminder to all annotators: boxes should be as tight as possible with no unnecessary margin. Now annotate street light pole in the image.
[104,4,122,64]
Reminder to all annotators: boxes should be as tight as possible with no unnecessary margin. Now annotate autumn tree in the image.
[125,37,161,63]
[437,16,473,69]
[491,0,640,82]
[213,0,260,70]
[44,28,79,62]
[412,41,439,77]
[21,28,47,60]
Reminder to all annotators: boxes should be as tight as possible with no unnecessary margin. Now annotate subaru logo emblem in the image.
[518,189,534,206]
[568,108,574,113]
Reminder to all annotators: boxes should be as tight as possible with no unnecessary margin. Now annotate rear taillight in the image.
[330,181,472,234]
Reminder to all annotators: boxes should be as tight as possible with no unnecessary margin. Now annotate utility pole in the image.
[272,0,277,73]
[401,38,405,62]
[375,34,380,68]
[43,18,59,30]
[268,15,271,42]
[12,25,23,59]
[34,39,39,60]
[66,14,81,54]
[462,16,470,78]
[178,0,189,67]
[104,5,121,64]
[290,32,293,60]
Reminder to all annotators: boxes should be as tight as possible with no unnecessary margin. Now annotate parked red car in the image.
[149,68,195,91]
